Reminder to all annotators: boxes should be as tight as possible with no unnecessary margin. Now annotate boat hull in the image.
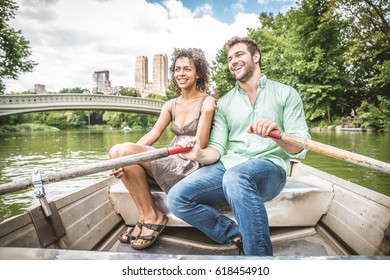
[0,161,389,258]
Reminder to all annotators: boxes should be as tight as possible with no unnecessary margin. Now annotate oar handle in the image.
[268,129,282,139]
[0,145,194,195]
[249,124,390,174]
[249,124,282,139]
[168,146,193,155]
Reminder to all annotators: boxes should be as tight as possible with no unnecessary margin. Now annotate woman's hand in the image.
[176,137,201,161]
[109,167,124,179]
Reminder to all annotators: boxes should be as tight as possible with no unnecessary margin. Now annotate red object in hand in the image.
[168,146,193,155]
[268,130,282,139]
[249,124,282,139]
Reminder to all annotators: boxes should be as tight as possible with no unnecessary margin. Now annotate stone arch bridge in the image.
[0,94,164,116]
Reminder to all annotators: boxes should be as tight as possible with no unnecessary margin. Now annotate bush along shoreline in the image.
[0,123,60,133]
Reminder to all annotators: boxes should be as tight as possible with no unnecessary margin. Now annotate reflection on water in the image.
[0,128,389,222]
[301,131,390,195]
[0,128,174,222]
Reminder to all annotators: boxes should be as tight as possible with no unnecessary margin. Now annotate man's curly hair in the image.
[170,48,210,94]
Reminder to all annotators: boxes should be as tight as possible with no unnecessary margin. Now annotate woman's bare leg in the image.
[109,143,166,244]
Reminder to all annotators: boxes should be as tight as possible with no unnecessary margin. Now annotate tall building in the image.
[34,84,46,94]
[135,54,168,97]
[152,54,168,94]
[135,56,148,93]
[92,70,111,94]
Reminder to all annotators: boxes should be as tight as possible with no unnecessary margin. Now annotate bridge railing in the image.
[0,94,165,116]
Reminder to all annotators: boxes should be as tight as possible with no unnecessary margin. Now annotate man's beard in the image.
[231,61,256,82]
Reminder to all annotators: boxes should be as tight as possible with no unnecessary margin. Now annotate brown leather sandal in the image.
[131,215,169,250]
[119,222,142,243]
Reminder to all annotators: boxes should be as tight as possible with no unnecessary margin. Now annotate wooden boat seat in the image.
[109,162,334,228]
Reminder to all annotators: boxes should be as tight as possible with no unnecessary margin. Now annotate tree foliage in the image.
[283,0,351,122]
[328,0,390,103]
[59,87,84,93]
[118,87,141,97]
[211,48,235,97]
[0,0,37,93]
[210,0,389,129]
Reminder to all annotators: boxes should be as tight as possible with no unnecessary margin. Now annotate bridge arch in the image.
[0,94,164,116]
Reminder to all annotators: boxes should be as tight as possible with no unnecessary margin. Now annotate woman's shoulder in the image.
[201,95,217,112]
[163,98,176,107]
[160,98,176,114]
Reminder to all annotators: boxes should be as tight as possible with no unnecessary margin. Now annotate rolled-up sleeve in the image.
[282,87,310,159]
[208,106,229,157]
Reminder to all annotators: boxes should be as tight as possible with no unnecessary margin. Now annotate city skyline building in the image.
[92,70,111,94]
[27,55,168,95]
[135,54,168,97]
[34,84,47,94]
[135,56,148,94]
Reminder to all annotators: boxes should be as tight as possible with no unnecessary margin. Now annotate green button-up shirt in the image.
[208,75,310,172]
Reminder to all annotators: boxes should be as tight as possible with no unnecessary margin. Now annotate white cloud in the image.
[4,0,261,93]
[232,0,248,12]
[193,3,213,18]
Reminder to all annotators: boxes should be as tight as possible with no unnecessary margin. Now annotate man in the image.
[167,36,310,256]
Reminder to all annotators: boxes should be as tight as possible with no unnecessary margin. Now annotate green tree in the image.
[118,87,141,97]
[212,3,351,122]
[41,112,67,129]
[286,0,351,122]
[329,0,390,102]
[356,96,390,131]
[145,93,165,100]
[89,111,104,125]
[211,48,235,98]
[0,112,31,126]
[164,80,180,100]
[248,1,351,123]
[249,13,291,83]
[124,113,150,129]
[59,87,84,93]
[102,111,124,128]
[0,0,37,93]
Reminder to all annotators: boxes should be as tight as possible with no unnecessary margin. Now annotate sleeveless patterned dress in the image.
[149,95,208,193]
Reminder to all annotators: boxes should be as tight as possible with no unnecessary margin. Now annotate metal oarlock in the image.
[32,169,52,217]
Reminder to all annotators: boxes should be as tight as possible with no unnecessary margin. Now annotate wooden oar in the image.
[264,128,390,175]
[0,146,191,195]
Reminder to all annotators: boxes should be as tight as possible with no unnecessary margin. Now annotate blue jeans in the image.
[167,159,286,256]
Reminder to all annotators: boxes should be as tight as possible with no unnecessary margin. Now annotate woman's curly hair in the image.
[169,48,210,94]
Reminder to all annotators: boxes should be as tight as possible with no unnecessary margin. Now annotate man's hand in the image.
[248,120,303,154]
[248,119,279,137]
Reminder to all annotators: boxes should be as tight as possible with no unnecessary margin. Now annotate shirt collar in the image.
[258,74,267,89]
[235,74,268,94]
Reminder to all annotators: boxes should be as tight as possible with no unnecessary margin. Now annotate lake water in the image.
[0,128,389,222]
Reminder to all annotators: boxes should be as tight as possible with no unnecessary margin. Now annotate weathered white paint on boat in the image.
[0,161,389,259]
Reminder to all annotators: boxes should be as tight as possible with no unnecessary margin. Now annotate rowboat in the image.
[0,132,389,260]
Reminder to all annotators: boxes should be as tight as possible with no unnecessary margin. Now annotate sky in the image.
[4,0,296,93]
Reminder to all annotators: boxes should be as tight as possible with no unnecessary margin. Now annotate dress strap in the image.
[194,95,208,119]
[171,98,177,121]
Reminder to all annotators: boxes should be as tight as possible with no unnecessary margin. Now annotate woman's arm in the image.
[136,100,173,146]
[195,96,217,149]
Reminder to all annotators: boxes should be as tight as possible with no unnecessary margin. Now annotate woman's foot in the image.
[131,215,169,250]
[119,222,142,243]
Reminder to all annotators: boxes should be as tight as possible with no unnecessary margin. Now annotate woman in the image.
[108,48,216,250]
